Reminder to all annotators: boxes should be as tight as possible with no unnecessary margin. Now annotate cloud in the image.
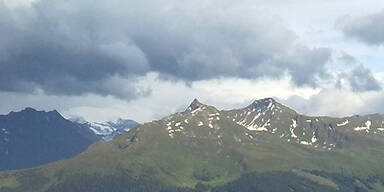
[1,72,384,123]
[0,73,321,122]
[334,62,381,92]
[1,0,36,8]
[338,52,358,65]
[347,65,382,92]
[339,9,384,45]
[282,87,384,118]
[0,0,335,99]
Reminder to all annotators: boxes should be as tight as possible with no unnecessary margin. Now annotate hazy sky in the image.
[0,0,383,123]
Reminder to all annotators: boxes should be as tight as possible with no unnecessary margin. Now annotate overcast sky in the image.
[0,0,383,123]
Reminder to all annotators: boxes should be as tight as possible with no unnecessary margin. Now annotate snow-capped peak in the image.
[71,117,140,141]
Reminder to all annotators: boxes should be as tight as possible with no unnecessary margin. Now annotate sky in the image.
[0,0,383,123]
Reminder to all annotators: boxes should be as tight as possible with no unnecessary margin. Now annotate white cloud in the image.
[1,0,36,8]
[283,88,384,118]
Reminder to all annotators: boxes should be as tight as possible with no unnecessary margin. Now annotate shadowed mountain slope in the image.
[0,108,100,171]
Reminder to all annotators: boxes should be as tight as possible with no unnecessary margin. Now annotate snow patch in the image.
[245,132,254,139]
[191,106,203,115]
[290,119,298,139]
[1,129,9,134]
[337,120,349,126]
[209,113,220,117]
[88,122,115,135]
[300,141,311,146]
[311,135,317,143]
[250,113,261,124]
[354,120,371,132]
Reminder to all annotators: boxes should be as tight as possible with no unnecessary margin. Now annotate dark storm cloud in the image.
[339,10,384,45]
[334,53,381,92]
[0,0,333,99]
[272,47,332,87]
[347,65,381,92]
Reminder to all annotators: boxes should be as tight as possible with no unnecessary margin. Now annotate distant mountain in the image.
[0,108,100,171]
[2,99,384,191]
[72,118,140,141]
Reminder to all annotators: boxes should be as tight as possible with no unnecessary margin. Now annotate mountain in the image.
[72,118,140,141]
[0,108,100,171]
[1,99,384,192]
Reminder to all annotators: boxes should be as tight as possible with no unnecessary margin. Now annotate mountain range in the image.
[0,108,139,172]
[1,98,384,191]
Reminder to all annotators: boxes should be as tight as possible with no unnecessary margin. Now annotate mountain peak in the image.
[246,98,276,109]
[22,107,38,112]
[253,97,276,104]
[186,98,204,111]
[9,107,39,116]
[48,109,62,116]
[7,108,66,121]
